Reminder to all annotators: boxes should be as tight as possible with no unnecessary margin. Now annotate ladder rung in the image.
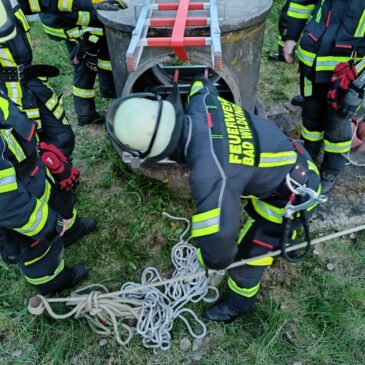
[145,37,208,47]
[150,2,209,11]
[150,17,209,27]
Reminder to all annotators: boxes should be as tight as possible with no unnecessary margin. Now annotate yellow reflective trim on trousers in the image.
[0,167,15,179]
[24,245,52,266]
[251,198,285,224]
[97,59,112,71]
[77,11,91,26]
[258,151,297,168]
[0,168,17,193]
[0,96,9,120]
[0,181,17,193]
[53,104,64,119]
[0,130,26,162]
[25,259,65,285]
[0,49,17,67]
[66,27,103,39]
[301,125,323,142]
[15,9,30,31]
[14,200,49,236]
[196,248,205,266]
[296,45,315,67]
[228,277,260,298]
[58,0,73,11]
[315,0,325,23]
[28,0,41,12]
[247,256,274,266]
[355,10,365,37]
[323,139,351,154]
[41,23,67,39]
[238,218,255,245]
[189,81,204,98]
[192,208,220,238]
[5,82,22,106]
[287,2,315,20]
[304,76,312,97]
[73,86,95,98]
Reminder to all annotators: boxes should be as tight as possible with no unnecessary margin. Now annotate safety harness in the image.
[0,64,60,82]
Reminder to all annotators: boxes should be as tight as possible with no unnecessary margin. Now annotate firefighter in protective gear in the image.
[106,79,322,323]
[0,91,96,294]
[39,2,126,126]
[280,0,365,194]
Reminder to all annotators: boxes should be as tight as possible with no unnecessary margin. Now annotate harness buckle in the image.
[16,64,30,81]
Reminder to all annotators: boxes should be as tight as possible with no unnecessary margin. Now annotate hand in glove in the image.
[72,39,99,72]
[92,0,128,11]
[39,142,80,191]
[327,61,357,111]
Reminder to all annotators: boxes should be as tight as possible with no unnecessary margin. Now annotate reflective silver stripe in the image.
[259,155,297,164]
[192,216,220,231]
[0,174,16,186]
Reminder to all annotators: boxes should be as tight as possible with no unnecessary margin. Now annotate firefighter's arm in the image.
[281,0,318,42]
[19,0,93,14]
[188,78,219,100]
[0,145,62,241]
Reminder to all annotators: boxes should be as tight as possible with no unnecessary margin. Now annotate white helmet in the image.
[106,93,177,160]
[0,0,16,43]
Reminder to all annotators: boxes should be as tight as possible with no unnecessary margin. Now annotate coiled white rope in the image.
[28,214,365,350]
[29,213,219,350]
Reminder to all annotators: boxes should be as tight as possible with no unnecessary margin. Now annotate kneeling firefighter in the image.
[106,78,326,323]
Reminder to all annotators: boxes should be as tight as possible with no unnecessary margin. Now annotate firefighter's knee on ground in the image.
[201,245,238,270]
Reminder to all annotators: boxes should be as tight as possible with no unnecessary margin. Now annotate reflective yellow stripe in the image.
[0,49,17,67]
[53,104,64,119]
[0,97,9,120]
[66,209,77,231]
[196,248,205,266]
[238,218,254,245]
[228,277,260,298]
[189,81,204,98]
[41,23,67,39]
[291,230,297,240]
[25,108,40,119]
[0,130,26,161]
[28,0,41,12]
[316,56,362,72]
[25,259,65,285]
[307,184,322,212]
[46,93,58,111]
[323,139,351,154]
[355,10,365,37]
[76,11,91,26]
[15,9,30,31]
[14,200,49,236]
[62,117,69,126]
[301,125,324,142]
[356,59,365,74]
[0,167,17,193]
[66,26,103,38]
[58,0,73,11]
[287,2,315,20]
[192,208,220,238]
[247,256,274,266]
[296,45,315,67]
[303,76,312,97]
[97,59,112,71]
[5,82,22,106]
[73,86,95,98]
[258,151,297,168]
[307,160,319,175]
[251,199,285,224]
[24,246,52,266]
[40,180,52,203]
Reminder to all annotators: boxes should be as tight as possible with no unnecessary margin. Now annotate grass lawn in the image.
[1,1,365,364]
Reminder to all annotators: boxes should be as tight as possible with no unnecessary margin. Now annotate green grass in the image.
[1,3,365,364]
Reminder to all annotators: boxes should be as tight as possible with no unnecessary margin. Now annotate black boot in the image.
[37,264,88,295]
[291,95,305,107]
[320,171,336,194]
[62,217,97,248]
[77,111,105,126]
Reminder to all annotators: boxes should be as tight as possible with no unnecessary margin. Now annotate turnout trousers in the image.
[224,157,321,313]
[65,39,116,120]
[300,78,352,175]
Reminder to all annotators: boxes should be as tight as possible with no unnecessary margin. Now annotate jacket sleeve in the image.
[280,0,318,42]
[19,0,93,14]
[0,139,62,241]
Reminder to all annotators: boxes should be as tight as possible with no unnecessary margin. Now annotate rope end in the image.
[28,295,45,316]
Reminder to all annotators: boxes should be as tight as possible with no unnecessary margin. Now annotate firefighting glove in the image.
[327,61,357,111]
[39,142,80,191]
[92,0,128,11]
[72,39,99,72]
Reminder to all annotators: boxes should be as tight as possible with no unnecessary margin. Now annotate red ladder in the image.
[126,0,222,72]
